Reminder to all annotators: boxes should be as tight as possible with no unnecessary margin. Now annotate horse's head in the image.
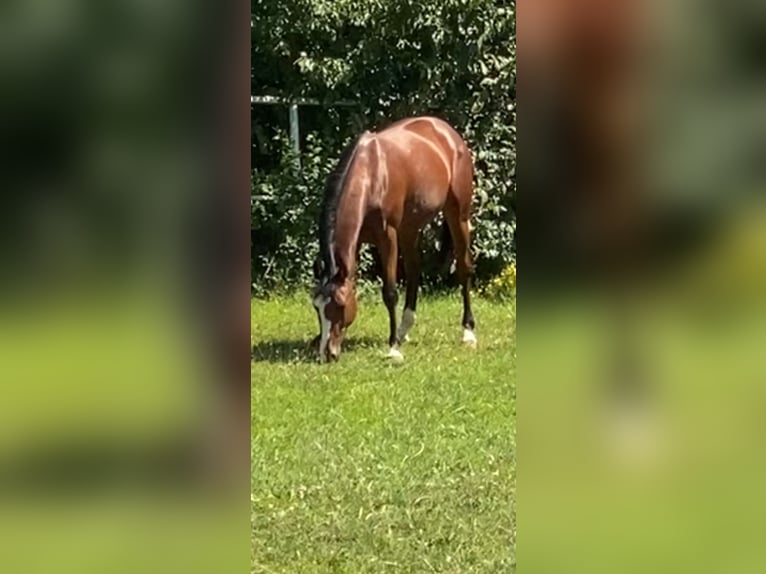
[312,258,357,362]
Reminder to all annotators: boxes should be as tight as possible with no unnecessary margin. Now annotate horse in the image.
[312,116,477,362]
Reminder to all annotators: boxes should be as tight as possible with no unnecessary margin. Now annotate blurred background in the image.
[5,0,766,570]
[519,0,766,572]
[0,1,249,572]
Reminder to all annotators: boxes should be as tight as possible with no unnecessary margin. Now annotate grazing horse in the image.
[312,116,476,362]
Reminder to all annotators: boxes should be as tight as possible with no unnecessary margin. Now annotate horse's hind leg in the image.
[445,200,477,346]
[397,228,421,343]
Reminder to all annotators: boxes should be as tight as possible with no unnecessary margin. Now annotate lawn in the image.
[251,291,516,573]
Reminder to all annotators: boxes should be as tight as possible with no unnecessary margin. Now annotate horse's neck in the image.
[333,177,371,280]
[333,134,382,279]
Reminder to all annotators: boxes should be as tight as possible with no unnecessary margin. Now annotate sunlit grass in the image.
[251,292,516,573]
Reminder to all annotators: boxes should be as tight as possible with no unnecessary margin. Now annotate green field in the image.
[251,292,516,573]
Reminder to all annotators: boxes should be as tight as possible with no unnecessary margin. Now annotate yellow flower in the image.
[484,263,516,299]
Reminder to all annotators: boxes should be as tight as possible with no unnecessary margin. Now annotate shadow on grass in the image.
[251,336,380,364]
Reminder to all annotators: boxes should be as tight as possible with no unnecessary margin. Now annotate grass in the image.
[251,291,516,573]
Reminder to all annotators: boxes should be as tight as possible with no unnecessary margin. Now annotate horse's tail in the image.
[438,219,454,275]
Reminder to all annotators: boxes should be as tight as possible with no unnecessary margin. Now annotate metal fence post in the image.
[252,95,357,175]
[289,103,301,173]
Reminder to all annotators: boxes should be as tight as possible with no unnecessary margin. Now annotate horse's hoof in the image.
[462,329,477,348]
[386,347,404,363]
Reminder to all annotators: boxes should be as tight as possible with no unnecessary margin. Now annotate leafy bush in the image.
[251,134,322,295]
[252,0,515,294]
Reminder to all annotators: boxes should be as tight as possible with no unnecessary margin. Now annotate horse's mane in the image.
[318,134,362,281]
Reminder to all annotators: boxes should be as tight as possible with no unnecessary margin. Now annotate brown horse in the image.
[312,116,476,362]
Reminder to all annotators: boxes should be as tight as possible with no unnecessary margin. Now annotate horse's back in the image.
[378,117,468,164]
[375,117,472,216]
[378,117,467,181]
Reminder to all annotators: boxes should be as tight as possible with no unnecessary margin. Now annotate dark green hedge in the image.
[252,0,515,295]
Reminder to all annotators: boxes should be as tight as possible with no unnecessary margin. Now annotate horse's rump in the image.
[374,117,471,225]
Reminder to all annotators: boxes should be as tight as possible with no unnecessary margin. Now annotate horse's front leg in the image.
[379,226,402,359]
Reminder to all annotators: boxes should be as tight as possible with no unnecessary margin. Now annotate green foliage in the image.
[252,0,515,293]
[252,133,324,295]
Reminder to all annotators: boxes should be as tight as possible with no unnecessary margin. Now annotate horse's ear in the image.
[332,281,351,306]
[320,281,335,298]
[331,260,350,305]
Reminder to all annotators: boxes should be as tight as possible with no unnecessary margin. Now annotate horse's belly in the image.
[406,185,447,216]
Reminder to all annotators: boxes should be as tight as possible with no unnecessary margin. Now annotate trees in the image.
[252,0,515,293]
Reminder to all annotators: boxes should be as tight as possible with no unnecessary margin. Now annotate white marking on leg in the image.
[397,308,416,342]
[386,346,404,362]
[462,328,477,347]
[313,294,331,362]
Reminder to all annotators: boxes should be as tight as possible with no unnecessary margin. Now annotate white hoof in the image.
[386,347,404,363]
[462,328,477,347]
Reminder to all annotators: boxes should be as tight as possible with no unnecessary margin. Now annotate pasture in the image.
[251,292,516,573]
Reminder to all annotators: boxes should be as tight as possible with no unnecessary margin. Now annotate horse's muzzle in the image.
[326,339,342,362]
